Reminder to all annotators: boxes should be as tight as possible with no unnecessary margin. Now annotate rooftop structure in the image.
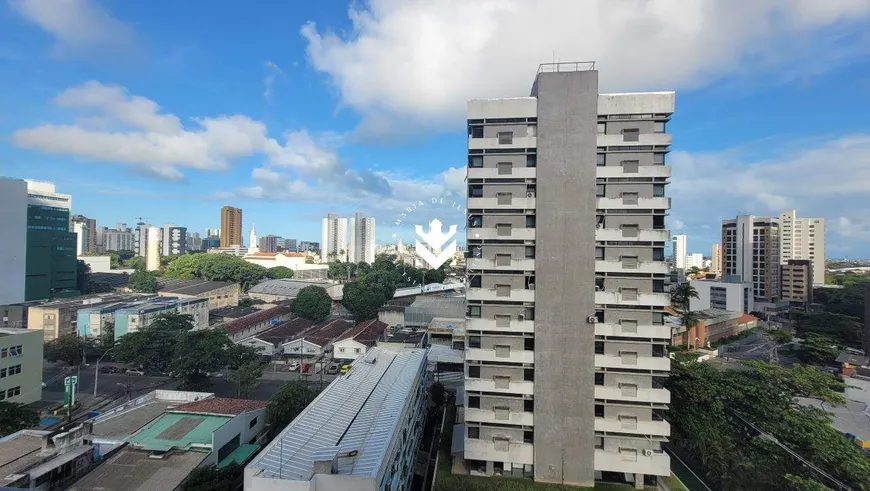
[157,278,240,310]
[220,305,293,341]
[245,347,429,491]
[88,390,215,440]
[87,272,132,289]
[332,319,389,361]
[0,427,99,489]
[247,279,338,302]
[237,317,318,357]
[404,296,466,328]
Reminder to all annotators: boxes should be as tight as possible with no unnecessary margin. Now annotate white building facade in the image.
[146,227,161,271]
[684,253,704,270]
[779,210,825,286]
[349,212,376,264]
[0,178,27,305]
[689,279,754,313]
[671,234,687,270]
[321,213,348,263]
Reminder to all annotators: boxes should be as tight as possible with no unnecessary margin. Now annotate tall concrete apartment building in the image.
[321,212,348,263]
[71,215,97,254]
[464,64,672,488]
[779,209,825,285]
[220,206,243,247]
[671,234,687,270]
[161,224,188,256]
[710,243,722,275]
[349,211,376,264]
[721,215,780,303]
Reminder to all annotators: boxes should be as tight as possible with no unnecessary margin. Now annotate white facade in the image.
[26,180,72,210]
[671,234,687,269]
[779,210,825,285]
[684,253,704,270]
[332,338,367,361]
[320,213,348,263]
[72,222,87,256]
[0,178,27,305]
[689,279,754,313]
[134,224,150,257]
[79,255,112,273]
[146,227,161,271]
[722,215,780,302]
[348,212,376,264]
[248,224,259,254]
[710,243,722,275]
[243,252,329,279]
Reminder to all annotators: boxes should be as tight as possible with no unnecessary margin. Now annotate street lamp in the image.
[94,346,118,397]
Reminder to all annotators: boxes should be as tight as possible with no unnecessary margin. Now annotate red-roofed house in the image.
[332,319,389,361]
[171,397,268,417]
[237,317,316,356]
[220,305,293,343]
[281,318,354,359]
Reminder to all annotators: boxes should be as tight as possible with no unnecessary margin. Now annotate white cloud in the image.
[263,61,284,101]
[9,0,134,56]
[301,0,870,135]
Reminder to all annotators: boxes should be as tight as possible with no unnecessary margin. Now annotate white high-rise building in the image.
[321,213,348,263]
[722,215,780,302]
[710,243,722,275]
[348,212,376,264]
[672,234,687,269]
[72,221,88,256]
[146,227,161,271]
[779,210,825,285]
[0,178,27,304]
[684,253,704,270]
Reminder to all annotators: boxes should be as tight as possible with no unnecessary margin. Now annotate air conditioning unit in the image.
[594,285,601,291]
[586,314,598,324]
[642,449,653,457]
[528,283,535,291]
[518,312,525,321]
[526,192,535,198]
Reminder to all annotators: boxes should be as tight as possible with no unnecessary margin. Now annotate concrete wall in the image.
[210,408,266,466]
[0,179,27,305]
[532,70,598,486]
[0,328,44,404]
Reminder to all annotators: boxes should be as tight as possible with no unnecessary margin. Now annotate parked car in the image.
[125,369,145,376]
[99,366,119,374]
[326,364,340,375]
[287,361,300,372]
[340,364,351,375]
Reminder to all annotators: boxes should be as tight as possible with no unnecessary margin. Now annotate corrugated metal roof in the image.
[248,279,331,297]
[247,347,427,482]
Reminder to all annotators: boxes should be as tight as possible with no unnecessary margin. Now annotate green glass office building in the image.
[24,181,78,301]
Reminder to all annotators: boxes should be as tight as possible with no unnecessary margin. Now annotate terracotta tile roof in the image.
[221,305,292,335]
[295,318,354,347]
[172,397,268,416]
[257,317,316,345]
[338,319,388,346]
[737,313,758,323]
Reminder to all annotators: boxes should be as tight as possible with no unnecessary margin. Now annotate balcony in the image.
[466,348,535,364]
[595,260,669,275]
[467,287,535,303]
[594,448,670,477]
[468,135,537,150]
[596,166,671,179]
[595,228,670,242]
[596,133,672,147]
[468,167,537,179]
[596,197,671,210]
[465,408,534,426]
[465,378,534,395]
[595,291,670,307]
[465,439,534,465]
[469,227,536,241]
[595,323,671,340]
[595,385,671,404]
[468,197,536,209]
[595,418,670,437]
[468,258,535,271]
[595,354,671,371]
[467,318,535,333]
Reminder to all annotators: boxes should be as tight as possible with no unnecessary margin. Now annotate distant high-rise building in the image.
[25,180,78,300]
[146,227,161,271]
[260,235,279,253]
[161,224,188,256]
[188,232,203,251]
[685,253,705,270]
[277,238,296,252]
[779,210,825,285]
[781,259,813,305]
[71,215,97,254]
[134,223,151,257]
[220,206,243,247]
[0,178,28,304]
[104,225,135,252]
[348,212,376,264]
[722,215,780,302]
[321,213,348,262]
[465,66,673,487]
[672,234,687,270]
[205,227,221,238]
[298,241,319,253]
[710,243,722,275]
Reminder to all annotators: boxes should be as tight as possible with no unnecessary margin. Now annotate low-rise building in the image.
[220,305,293,343]
[0,303,28,328]
[282,318,354,359]
[245,347,429,491]
[0,427,100,489]
[247,279,340,303]
[427,317,466,350]
[377,305,405,327]
[689,278,754,313]
[781,259,814,305]
[243,252,329,280]
[237,317,316,357]
[403,296,466,328]
[27,294,148,341]
[332,319,389,361]
[668,308,758,348]
[106,297,209,340]
[157,278,240,310]
[0,328,43,405]
[209,306,259,324]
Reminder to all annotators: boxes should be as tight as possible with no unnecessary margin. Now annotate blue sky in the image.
[1,0,870,257]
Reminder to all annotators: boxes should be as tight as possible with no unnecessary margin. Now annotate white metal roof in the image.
[246,346,427,482]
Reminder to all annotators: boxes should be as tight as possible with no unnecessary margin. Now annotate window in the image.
[525,215,536,228]
[249,417,258,429]
[497,132,513,144]
[595,247,604,260]
[0,368,5,378]
[524,399,534,412]
[468,185,483,198]
[524,368,534,381]
[469,336,481,348]
[524,307,535,321]
[468,396,480,409]
[355,348,361,353]
[468,305,481,318]
[526,154,537,167]
[524,431,534,443]
[622,160,639,173]
[525,246,535,258]
[653,248,665,261]
[595,437,604,449]
[469,156,483,168]
[469,215,482,228]
[597,153,605,166]
[653,153,665,165]
[653,184,665,197]
[621,192,639,205]
[470,125,483,138]
[497,162,512,175]
[596,184,605,197]
[524,337,534,350]
[622,128,640,142]
[339,347,346,353]
[595,341,605,354]
[653,280,665,293]
[652,312,664,325]
[7,365,21,376]
[653,344,666,357]
[654,121,666,133]
[468,426,480,439]
[470,276,482,288]
[468,365,480,378]
[595,404,604,417]
[595,372,604,385]
[6,387,20,398]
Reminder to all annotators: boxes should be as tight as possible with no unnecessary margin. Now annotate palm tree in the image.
[680,310,701,349]
[671,282,699,313]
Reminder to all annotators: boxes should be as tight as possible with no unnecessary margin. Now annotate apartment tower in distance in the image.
[722,215,780,303]
[671,233,686,270]
[710,243,722,275]
[465,63,673,488]
[779,209,825,285]
[321,212,348,263]
[349,211,376,264]
[220,206,243,247]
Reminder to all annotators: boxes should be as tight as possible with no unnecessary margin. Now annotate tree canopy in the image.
[0,402,39,437]
[181,463,243,491]
[291,285,332,322]
[128,270,159,293]
[266,266,295,279]
[44,333,88,366]
[163,253,268,290]
[170,329,236,387]
[266,381,318,438]
[113,313,194,372]
[666,358,870,490]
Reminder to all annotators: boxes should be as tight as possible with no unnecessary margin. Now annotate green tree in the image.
[128,270,159,293]
[229,361,264,397]
[98,320,116,354]
[291,286,332,322]
[341,281,387,321]
[784,475,834,491]
[671,282,699,313]
[792,311,862,348]
[44,333,89,366]
[169,329,234,388]
[122,256,146,271]
[0,402,39,437]
[680,310,701,348]
[76,260,90,293]
[266,381,317,438]
[429,381,446,407]
[795,333,840,365]
[114,313,193,372]
[267,266,295,279]
[182,463,243,491]
[164,253,268,290]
